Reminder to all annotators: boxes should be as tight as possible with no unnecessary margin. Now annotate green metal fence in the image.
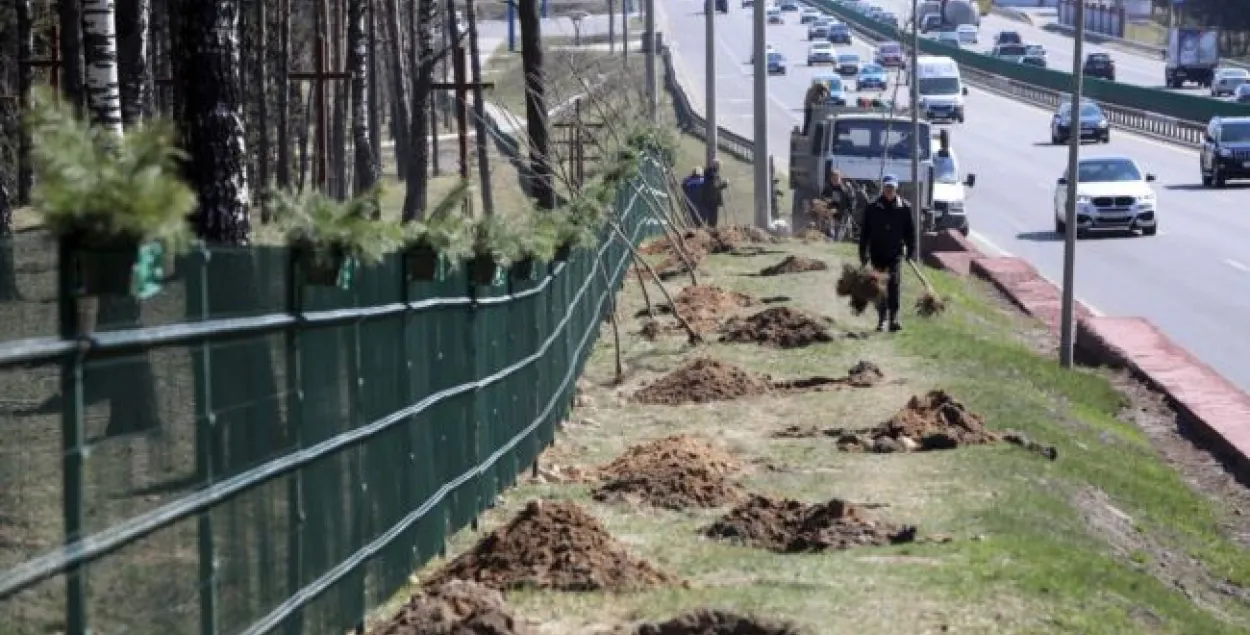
[0,160,665,635]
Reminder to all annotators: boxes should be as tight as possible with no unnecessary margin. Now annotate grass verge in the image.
[368,237,1250,635]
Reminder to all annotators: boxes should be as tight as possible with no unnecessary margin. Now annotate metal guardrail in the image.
[660,45,757,163]
[831,5,1208,147]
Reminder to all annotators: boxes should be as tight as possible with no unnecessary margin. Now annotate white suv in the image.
[1053,156,1157,237]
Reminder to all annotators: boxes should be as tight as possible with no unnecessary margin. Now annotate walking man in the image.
[858,175,916,332]
[819,167,854,240]
[701,158,728,228]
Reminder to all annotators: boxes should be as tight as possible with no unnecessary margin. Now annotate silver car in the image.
[1212,68,1250,97]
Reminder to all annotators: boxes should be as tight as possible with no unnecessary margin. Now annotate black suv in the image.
[994,31,1022,46]
[1201,116,1250,187]
[1083,53,1115,81]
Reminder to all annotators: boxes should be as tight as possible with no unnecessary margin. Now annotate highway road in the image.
[657,0,1250,391]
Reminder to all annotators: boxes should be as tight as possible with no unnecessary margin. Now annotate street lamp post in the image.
[1059,0,1086,367]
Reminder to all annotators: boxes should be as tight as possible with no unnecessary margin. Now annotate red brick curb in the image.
[923,230,1250,478]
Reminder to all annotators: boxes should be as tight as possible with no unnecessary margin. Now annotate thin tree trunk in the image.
[257,0,270,216]
[348,0,378,194]
[384,0,414,211]
[60,0,87,109]
[277,0,293,187]
[608,0,615,53]
[367,0,381,170]
[465,0,493,214]
[179,0,250,243]
[331,0,349,199]
[403,0,435,219]
[518,0,554,208]
[0,182,17,302]
[82,0,125,135]
[298,84,312,190]
[17,0,34,204]
[117,0,152,125]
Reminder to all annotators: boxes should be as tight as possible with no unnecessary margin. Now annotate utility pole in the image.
[645,0,656,118]
[1060,0,1086,368]
[909,0,920,253]
[752,0,768,227]
[705,0,717,165]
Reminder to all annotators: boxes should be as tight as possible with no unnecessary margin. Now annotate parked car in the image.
[808,41,837,65]
[1200,116,1250,187]
[1051,100,1110,145]
[857,63,889,90]
[828,22,853,44]
[1211,68,1250,97]
[956,24,978,44]
[1082,52,1115,81]
[1053,156,1158,237]
[767,52,788,75]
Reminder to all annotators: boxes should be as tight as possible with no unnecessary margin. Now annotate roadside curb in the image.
[924,229,1250,481]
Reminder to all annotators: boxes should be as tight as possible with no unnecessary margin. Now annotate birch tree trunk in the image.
[117,0,151,125]
[277,0,293,187]
[82,0,125,135]
[518,0,554,208]
[179,0,251,243]
[347,0,378,194]
[383,0,411,183]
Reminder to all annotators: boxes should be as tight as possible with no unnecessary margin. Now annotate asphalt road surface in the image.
[658,0,1250,392]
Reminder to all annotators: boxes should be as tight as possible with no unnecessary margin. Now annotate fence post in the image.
[56,239,88,635]
[188,249,219,635]
[283,249,306,635]
[347,278,367,633]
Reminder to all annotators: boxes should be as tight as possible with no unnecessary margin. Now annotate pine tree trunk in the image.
[60,0,87,108]
[331,0,349,199]
[348,0,378,194]
[383,0,411,187]
[0,181,16,302]
[256,0,270,210]
[402,0,435,220]
[117,0,151,125]
[518,0,554,208]
[179,0,251,243]
[82,0,125,135]
[277,0,293,187]
[464,0,493,214]
[367,0,381,167]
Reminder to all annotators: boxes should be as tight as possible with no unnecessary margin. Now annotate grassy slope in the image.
[372,234,1250,635]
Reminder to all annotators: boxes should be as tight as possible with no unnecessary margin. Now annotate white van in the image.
[912,55,967,123]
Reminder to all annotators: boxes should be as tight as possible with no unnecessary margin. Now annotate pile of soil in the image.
[719,307,834,348]
[758,256,828,277]
[796,229,827,242]
[838,390,998,453]
[835,264,886,315]
[703,495,917,553]
[593,435,745,509]
[630,610,802,635]
[634,358,773,405]
[846,360,884,386]
[424,500,676,591]
[667,285,756,333]
[372,580,530,635]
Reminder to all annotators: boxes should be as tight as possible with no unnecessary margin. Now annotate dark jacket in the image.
[701,167,726,210]
[820,180,853,216]
[681,175,704,213]
[859,194,916,266]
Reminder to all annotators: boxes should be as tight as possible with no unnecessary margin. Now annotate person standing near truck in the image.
[858,175,916,332]
[701,159,727,227]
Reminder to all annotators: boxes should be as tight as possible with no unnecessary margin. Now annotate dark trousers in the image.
[872,259,901,322]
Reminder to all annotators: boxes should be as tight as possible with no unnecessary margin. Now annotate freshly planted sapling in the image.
[510,215,559,280]
[467,215,523,286]
[26,87,196,294]
[402,181,473,280]
[271,185,403,287]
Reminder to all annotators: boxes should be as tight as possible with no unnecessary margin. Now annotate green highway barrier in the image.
[813,0,1250,127]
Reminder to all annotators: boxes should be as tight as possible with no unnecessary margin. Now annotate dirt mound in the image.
[634,358,772,405]
[758,256,828,277]
[840,390,997,453]
[424,501,676,591]
[719,307,834,348]
[593,435,745,509]
[846,360,884,386]
[631,610,802,635]
[796,229,827,242]
[663,285,756,333]
[373,580,530,635]
[703,495,917,553]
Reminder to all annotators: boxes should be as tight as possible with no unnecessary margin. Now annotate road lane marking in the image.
[1225,259,1250,272]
